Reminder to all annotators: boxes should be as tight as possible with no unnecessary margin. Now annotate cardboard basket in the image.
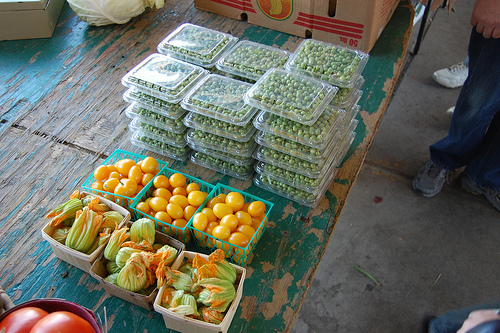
[189,184,274,266]
[153,251,246,333]
[41,191,131,273]
[81,149,168,213]
[90,223,185,311]
[130,167,215,244]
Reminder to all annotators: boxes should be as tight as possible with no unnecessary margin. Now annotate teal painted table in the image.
[0,1,413,332]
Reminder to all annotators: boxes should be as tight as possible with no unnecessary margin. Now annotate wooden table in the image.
[0,1,413,332]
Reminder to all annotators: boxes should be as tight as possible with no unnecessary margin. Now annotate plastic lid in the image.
[188,142,255,166]
[124,102,187,133]
[181,74,258,126]
[216,40,290,81]
[286,39,369,88]
[128,117,188,147]
[130,131,191,161]
[330,76,365,108]
[157,23,238,68]
[183,111,257,142]
[244,68,338,125]
[122,53,208,103]
[123,88,186,120]
[190,151,254,180]
[185,129,257,157]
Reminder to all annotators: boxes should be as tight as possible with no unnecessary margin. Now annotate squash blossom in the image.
[104,225,129,261]
[106,260,121,275]
[46,198,83,227]
[130,218,155,245]
[52,227,71,244]
[121,239,154,252]
[192,278,235,312]
[202,307,224,325]
[161,267,193,291]
[100,211,124,230]
[105,272,119,284]
[116,252,148,292]
[86,196,110,213]
[65,206,103,253]
[115,247,142,268]
[160,287,179,308]
[208,249,237,284]
[169,294,200,317]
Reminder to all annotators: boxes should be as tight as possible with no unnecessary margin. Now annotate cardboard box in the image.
[194,0,401,53]
[0,0,65,41]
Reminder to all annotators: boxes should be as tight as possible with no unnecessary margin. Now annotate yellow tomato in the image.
[235,210,253,226]
[109,171,121,180]
[128,165,143,185]
[185,183,200,194]
[251,216,264,231]
[201,207,217,223]
[155,211,172,225]
[103,178,120,193]
[169,195,189,209]
[192,212,208,231]
[207,197,223,209]
[247,201,266,217]
[225,192,245,211]
[153,187,172,201]
[220,214,238,232]
[153,175,170,189]
[227,232,250,248]
[172,187,187,196]
[212,203,233,219]
[184,205,197,221]
[172,218,188,228]
[136,202,150,214]
[94,165,110,181]
[106,164,118,174]
[236,225,256,240]
[141,173,155,187]
[169,173,186,188]
[149,196,168,212]
[166,203,184,219]
[120,178,138,197]
[115,159,136,177]
[141,156,158,173]
[204,221,218,235]
[91,180,104,191]
[187,191,207,207]
[212,225,231,240]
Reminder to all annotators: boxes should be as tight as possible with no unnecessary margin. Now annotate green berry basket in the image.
[81,149,168,213]
[130,167,215,244]
[189,184,274,266]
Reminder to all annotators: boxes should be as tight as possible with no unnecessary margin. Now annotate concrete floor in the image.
[292,1,500,332]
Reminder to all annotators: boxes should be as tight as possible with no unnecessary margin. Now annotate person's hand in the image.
[456,309,500,333]
[471,0,500,38]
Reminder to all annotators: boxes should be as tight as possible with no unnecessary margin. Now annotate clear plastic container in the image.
[181,74,258,126]
[253,131,355,178]
[190,151,254,180]
[128,117,188,147]
[244,68,337,125]
[124,102,187,134]
[123,88,186,119]
[130,131,191,161]
[157,23,238,68]
[185,128,257,157]
[215,40,291,81]
[285,39,369,88]
[254,159,338,193]
[121,53,208,103]
[253,166,338,207]
[330,76,364,108]
[188,142,255,166]
[252,105,344,150]
[183,111,257,142]
[255,117,359,163]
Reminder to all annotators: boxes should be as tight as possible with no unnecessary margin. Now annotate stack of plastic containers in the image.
[182,74,259,180]
[246,39,369,207]
[121,53,209,160]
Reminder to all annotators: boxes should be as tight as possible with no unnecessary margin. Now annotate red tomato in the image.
[30,311,96,333]
[0,306,49,333]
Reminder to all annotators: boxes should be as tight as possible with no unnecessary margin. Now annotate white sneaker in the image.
[446,106,455,116]
[432,62,468,88]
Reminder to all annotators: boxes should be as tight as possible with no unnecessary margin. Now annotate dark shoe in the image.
[413,161,453,197]
[461,174,500,212]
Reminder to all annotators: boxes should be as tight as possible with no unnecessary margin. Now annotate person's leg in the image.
[428,301,500,333]
[430,28,500,170]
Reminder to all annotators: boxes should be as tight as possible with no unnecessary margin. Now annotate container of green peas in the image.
[130,131,192,161]
[123,88,187,120]
[121,53,209,103]
[330,76,365,108]
[183,111,257,142]
[190,151,255,180]
[186,129,257,157]
[124,103,187,134]
[157,23,238,68]
[215,40,291,81]
[181,74,258,126]
[189,143,255,166]
[285,39,369,88]
[128,117,188,147]
[244,68,338,125]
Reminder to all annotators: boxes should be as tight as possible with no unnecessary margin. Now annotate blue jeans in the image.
[429,301,500,333]
[430,28,500,190]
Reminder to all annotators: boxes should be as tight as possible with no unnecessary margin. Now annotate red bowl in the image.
[0,298,102,332]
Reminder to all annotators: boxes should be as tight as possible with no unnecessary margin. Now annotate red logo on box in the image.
[257,0,293,20]
[294,12,364,39]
